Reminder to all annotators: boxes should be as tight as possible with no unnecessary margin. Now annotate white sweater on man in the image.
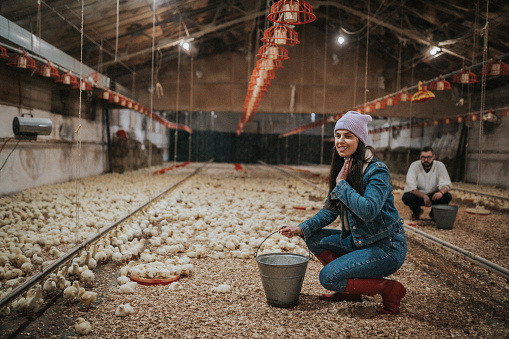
[404,160,452,195]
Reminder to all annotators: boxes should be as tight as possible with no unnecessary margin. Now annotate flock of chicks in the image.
[0,164,317,336]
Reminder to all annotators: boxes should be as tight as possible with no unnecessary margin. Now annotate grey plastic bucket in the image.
[254,232,311,308]
[433,205,459,229]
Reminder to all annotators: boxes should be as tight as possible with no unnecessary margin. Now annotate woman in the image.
[279,111,407,315]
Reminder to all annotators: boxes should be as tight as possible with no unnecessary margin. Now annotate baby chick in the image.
[74,317,91,335]
[43,277,58,295]
[78,287,97,311]
[63,281,80,305]
[115,303,134,317]
[211,284,231,293]
[26,286,44,313]
[80,266,95,287]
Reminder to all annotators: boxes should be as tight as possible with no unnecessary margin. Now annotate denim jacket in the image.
[298,159,403,247]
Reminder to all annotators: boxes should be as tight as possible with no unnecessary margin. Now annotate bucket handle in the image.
[254,230,313,261]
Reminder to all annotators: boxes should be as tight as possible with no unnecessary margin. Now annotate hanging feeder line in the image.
[0,42,192,134]
[278,52,509,138]
[259,160,509,281]
[0,160,212,311]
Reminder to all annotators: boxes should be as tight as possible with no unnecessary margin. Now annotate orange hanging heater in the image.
[7,50,36,69]
[374,100,386,110]
[72,78,93,91]
[384,96,399,106]
[261,25,300,45]
[0,46,8,59]
[256,58,283,70]
[398,91,412,102]
[453,68,478,84]
[267,0,316,25]
[109,91,121,104]
[483,60,509,76]
[257,43,290,60]
[35,60,59,78]
[429,75,451,91]
[98,90,111,100]
[56,70,78,86]
[411,81,435,102]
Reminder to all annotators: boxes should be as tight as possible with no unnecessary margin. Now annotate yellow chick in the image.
[26,287,44,313]
[80,266,95,287]
[43,277,58,295]
[74,317,92,335]
[78,287,97,311]
[63,281,80,305]
[115,303,134,317]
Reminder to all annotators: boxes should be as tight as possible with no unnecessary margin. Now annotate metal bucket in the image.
[433,205,459,229]
[254,231,312,308]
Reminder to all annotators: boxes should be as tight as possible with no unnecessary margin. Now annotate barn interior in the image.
[0,1,508,337]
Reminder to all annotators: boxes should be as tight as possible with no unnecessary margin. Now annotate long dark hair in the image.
[324,141,375,211]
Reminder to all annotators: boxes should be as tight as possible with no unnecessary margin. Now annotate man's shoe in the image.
[411,209,423,220]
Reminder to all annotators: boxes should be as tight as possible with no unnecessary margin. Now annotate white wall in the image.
[0,104,107,196]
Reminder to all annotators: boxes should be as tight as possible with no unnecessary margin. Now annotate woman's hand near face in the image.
[278,225,303,238]
[336,158,352,183]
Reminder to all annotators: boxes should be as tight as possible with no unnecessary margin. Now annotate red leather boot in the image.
[315,250,362,302]
[343,278,407,314]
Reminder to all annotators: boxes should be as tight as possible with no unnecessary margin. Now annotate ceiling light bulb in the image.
[430,46,440,56]
[182,42,190,51]
[337,36,345,45]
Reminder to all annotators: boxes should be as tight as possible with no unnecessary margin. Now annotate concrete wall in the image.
[0,104,107,196]
[465,118,509,187]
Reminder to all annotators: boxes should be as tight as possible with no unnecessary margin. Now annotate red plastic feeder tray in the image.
[130,274,180,286]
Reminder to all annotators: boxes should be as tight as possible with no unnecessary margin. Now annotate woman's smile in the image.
[335,129,359,158]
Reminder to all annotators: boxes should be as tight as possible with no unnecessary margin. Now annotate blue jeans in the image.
[304,227,407,293]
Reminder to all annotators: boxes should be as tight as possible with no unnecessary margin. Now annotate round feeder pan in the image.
[465,207,491,215]
[130,274,180,286]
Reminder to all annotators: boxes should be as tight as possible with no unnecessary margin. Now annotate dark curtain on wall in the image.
[168,130,333,165]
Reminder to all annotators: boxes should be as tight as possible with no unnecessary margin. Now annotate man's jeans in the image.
[402,191,452,213]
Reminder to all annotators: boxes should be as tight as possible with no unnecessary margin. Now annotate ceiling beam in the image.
[101,8,266,68]
[311,1,468,61]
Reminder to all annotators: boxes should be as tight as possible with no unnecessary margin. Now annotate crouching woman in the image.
[279,111,407,315]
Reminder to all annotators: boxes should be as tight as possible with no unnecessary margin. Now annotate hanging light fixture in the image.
[98,90,111,100]
[0,46,9,59]
[256,43,290,60]
[398,90,412,102]
[384,96,399,106]
[56,70,78,86]
[256,58,283,70]
[252,67,276,80]
[72,78,92,91]
[429,75,451,91]
[109,91,121,104]
[411,81,435,102]
[483,60,509,76]
[267,0,316,25]
[483,109,498,122]
[468,113,480,121]
[35,60,59,78]
[7,49,36,70]
[249,75,271,87]
[261,25,300,45]
[364,104,375,113]
[374,100,386,110]
[453,68,478,84]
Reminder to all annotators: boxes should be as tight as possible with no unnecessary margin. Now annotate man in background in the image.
[402,146,453,220]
